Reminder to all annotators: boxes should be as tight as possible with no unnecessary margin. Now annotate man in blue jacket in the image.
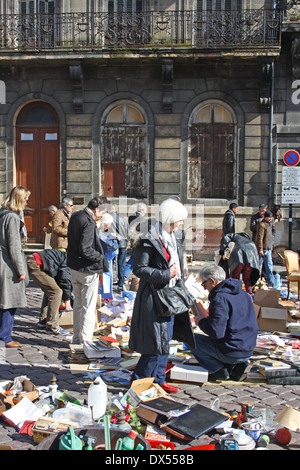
[190,264,258,381]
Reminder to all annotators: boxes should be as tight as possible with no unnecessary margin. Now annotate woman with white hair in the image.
[129,198,195,393]
[98,213,119,300]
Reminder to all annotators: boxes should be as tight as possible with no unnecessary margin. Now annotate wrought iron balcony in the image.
[0,9,282,52]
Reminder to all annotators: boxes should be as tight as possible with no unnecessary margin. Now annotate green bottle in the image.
[121,430,137,450]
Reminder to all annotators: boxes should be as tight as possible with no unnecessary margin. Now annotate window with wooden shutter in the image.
[188,102,236,199]
[101,102,148,199]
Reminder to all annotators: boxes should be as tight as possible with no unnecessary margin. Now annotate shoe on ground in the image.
[228,361,249,381]
[5,341,22,348]
[37,319,47,328]
[46,326,70,336]
[208,367,230,382]
[160,382,180,393]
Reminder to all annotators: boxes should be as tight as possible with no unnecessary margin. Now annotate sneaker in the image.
[46,326,70,336]
[37,319,47,328]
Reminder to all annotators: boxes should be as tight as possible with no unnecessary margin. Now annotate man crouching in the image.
[189,264,258,382]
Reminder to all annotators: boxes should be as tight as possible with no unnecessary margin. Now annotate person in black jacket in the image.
[222,203,238,236]
[129,198,195,394]
[188,264,258,382]
[67,197,108,344]
[27,249,72,336]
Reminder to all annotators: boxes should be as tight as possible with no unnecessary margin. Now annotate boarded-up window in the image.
[188,102,236,199]
[101,102,148,199]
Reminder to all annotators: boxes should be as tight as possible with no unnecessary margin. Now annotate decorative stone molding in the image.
[161,59,173,113]
[69,61,84,113]
[292,35,300,79]
[259,59,273,109]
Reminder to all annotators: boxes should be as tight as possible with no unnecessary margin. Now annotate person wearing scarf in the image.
[129,199,195,393]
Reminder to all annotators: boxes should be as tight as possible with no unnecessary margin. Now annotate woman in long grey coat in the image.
[129,199,195,394]
[0,186,30,347]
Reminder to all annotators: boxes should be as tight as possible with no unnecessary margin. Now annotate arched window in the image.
[188,101,236,199]
[101,101,148,199]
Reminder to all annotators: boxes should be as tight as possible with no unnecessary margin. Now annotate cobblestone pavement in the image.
[0,281,300,451]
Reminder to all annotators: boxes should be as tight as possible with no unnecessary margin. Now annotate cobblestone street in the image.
[0,281,300,451]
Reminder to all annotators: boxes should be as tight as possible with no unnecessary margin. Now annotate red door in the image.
[16,126,60,243]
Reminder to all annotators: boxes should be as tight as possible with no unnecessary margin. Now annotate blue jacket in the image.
[199,278,258,358]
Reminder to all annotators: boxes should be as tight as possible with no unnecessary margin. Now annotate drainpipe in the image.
[268,59,275,209]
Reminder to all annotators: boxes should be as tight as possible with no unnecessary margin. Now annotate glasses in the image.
[201,280,208,288]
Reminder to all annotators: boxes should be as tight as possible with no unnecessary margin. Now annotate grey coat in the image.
[0,209,28,309]
[219,232,260,287]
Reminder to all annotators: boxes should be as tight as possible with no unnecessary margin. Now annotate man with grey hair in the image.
[188,264,258,382]
[50,197,73,251]
[43,205,57,234]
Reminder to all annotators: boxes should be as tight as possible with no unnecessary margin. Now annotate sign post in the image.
[282,150,300,249]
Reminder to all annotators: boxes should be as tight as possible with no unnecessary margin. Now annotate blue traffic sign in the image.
[283,150,300,166]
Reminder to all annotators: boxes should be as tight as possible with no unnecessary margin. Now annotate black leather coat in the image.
[129,227,195,355]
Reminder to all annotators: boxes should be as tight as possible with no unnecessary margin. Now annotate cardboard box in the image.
[32,417,77,443]
[121,378,167,407]
[170,364,209,384]
[0,379,39,406]
[254,289,280,307]
[254,290,287,332]
[0,398,6,416]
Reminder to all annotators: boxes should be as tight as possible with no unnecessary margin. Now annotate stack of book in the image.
[137,397,190,425]
[258,358,300,384]
[83,337,121,359]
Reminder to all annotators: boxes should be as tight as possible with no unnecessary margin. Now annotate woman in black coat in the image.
[129,199,195,394]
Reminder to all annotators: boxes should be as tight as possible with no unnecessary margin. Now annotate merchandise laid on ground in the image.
[1,271,300,451]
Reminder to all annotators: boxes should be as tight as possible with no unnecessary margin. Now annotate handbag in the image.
[150,278,195,317]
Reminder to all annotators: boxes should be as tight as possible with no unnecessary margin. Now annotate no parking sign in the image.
[283,149,300,166]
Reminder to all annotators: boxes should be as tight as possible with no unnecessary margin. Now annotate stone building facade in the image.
[0,0,299,256]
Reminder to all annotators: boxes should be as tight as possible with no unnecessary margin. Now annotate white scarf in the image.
[155,222,181,287]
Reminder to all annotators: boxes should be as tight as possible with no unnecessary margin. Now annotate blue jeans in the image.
[125,250,134,278]
[131,316,174,385]
[259,249,274,286]
[0,308,17,344]
[117,247,127,288]
[187,333,251,374]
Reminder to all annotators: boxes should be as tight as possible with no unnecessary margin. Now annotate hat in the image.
[157,199,188,225]
[264,210,272,218]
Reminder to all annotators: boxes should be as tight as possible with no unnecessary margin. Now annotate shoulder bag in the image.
[150,278,195,317]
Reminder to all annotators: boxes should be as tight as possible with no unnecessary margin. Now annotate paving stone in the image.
[1,284,300,451]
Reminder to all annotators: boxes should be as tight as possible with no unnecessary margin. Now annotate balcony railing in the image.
[0,10,282,52]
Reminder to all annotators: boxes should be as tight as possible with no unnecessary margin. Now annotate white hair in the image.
[156,198,188,225]
[136,202,147,213]
[99,212,113,230]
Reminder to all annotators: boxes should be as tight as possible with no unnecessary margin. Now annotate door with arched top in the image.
[16,102,60,242]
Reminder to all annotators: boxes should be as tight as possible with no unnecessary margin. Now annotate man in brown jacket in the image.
[50,198,73,251]
[255,210,275,287]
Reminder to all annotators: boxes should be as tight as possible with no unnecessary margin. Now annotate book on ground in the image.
[83,341,121,359]
[159,403,227,440]
[138,397,189,417]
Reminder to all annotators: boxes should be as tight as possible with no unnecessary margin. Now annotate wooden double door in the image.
[16,115,60,242]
